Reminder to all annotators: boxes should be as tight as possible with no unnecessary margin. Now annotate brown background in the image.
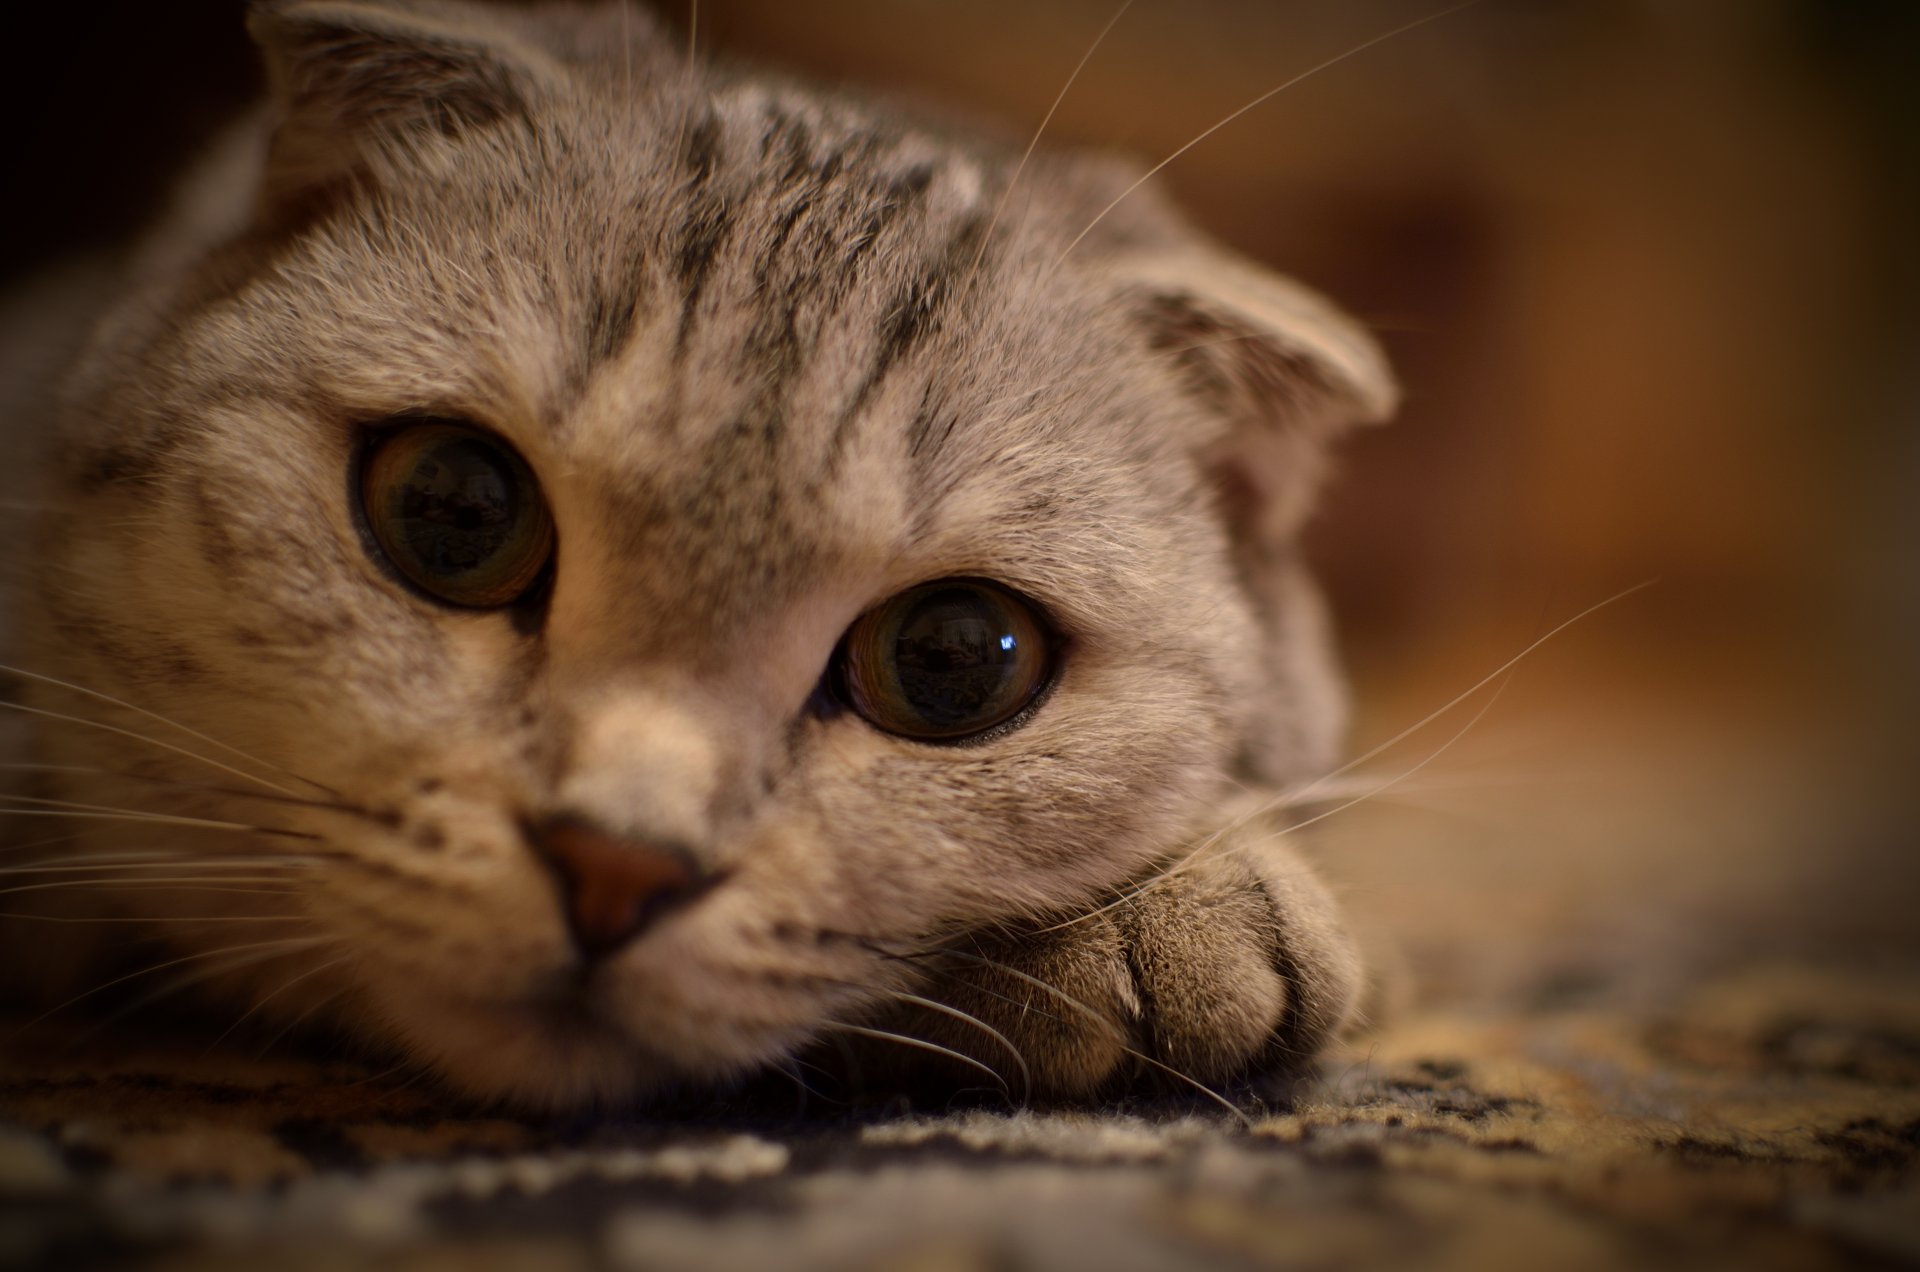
[5,0,1915,1007]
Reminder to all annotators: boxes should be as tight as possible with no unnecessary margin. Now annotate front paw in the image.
[861,818,1368,1101]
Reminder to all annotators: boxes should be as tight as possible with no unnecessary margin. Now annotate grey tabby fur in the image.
[0,0,1394,1109]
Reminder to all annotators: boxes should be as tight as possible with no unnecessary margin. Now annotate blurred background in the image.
[5,0,1914,1010]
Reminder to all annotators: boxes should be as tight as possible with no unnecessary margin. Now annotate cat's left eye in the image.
[358,421,555,608]
[833,580,1055,742]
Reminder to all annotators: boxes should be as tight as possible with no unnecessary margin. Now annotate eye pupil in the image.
[360,422,554,608]
[891,588,1034,732]
[840,580,1053,741]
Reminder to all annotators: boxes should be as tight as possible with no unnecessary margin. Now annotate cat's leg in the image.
[868,809,1372,1100]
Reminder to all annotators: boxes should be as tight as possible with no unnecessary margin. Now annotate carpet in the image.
[5,959,1918,1271]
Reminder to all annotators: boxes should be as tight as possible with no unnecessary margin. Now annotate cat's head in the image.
[19,0,1392,1107]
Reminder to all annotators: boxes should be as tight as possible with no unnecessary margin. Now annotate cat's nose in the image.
[527,816,713,959]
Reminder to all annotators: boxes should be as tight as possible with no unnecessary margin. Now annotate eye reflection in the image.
[836,580,1053,741]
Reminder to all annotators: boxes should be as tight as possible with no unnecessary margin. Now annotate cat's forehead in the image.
[240,78,1175,628]
[287,83,1022,395]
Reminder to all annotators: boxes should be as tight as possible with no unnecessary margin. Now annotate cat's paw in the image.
[862,818,1369,1101]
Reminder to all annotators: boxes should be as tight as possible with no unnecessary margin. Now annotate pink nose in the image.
[529,817,708,958]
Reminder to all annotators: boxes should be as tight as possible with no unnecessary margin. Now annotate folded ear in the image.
[247,0,562,218]
[1116,242,1396,545]
[1113,242,1396,784]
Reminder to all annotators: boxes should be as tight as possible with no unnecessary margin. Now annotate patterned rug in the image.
[5,961,1917,1271]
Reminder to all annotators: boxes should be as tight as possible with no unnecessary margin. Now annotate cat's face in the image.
[15,0,1390,1107]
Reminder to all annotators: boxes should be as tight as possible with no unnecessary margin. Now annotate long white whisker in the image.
[1029,679,1512,939]
[0,831,89,857]
[12,935,328,1034]
[970,0,1135,280]
[0,805,317,837]
[0,663,331,796]
[912,945,1249,1128]
[0,912,310,924]
[1055,0,1485,266]
[1258,771,1540,810]
[68,939,339,1045]
[209,955,351,1052]
[0,790,306,831]
[255,982,353,1060]
[1270,683,1512,840]
[889,989,1032,1104]
[0,764,378,819]
[1289,579,1658,802]
[0,858,315,876]
[1024,843,1223,936]
[0,701,304,799]
[0,878,301,898]
[819,1021,1012,1097]
[1117,1044,1254,1127]
[1040,582,1659,934]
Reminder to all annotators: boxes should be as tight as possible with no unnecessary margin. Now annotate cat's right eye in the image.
[358,421,555,609]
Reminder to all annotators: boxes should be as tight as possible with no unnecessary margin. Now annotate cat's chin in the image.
[369,990,678,1110]
[356,977,786,1112]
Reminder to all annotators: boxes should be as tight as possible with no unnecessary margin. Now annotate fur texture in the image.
[0,0,1391,1109]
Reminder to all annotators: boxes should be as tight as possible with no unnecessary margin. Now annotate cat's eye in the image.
[358,421,555,608]
[835,580,1054,742]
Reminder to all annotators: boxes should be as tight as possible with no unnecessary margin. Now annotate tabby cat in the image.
[0,0,1393,1110]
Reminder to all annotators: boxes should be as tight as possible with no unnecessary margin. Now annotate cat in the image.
[0,0,1393,1111]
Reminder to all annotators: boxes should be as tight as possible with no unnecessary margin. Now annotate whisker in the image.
[1258,678,1513,841]
[208,954,350,1052]
[0,700,308,799]
[968,0,1135,281]
[0,912,311,923]
[255,983,355,1061]
[0,804,318,838]
[914,964,1071,1029]
[886,942,1108,1033]
[903,944,1250,1128]
[65,939,339,1047]
[1114,1043,1254,1127]
[818,1021,1012,1100]
[1254,770,1554,816]
[1073,674,1513,930]
[11,934,329,1035]
[0,878,301,898]
[0,790,308,829]
[772,1060,825,1112]
[338,1053,419,1090]
[0,860,310,877]
[0,830,89,857]
[0,764,383,821]
[777,1056,852,1109]
[1292,582,1658,802]
[1055,0,1486,266]
[1023,843,1220,937]
[1034,581,1659,936]
[0,662,338,796]
[886,989,1032,1104]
